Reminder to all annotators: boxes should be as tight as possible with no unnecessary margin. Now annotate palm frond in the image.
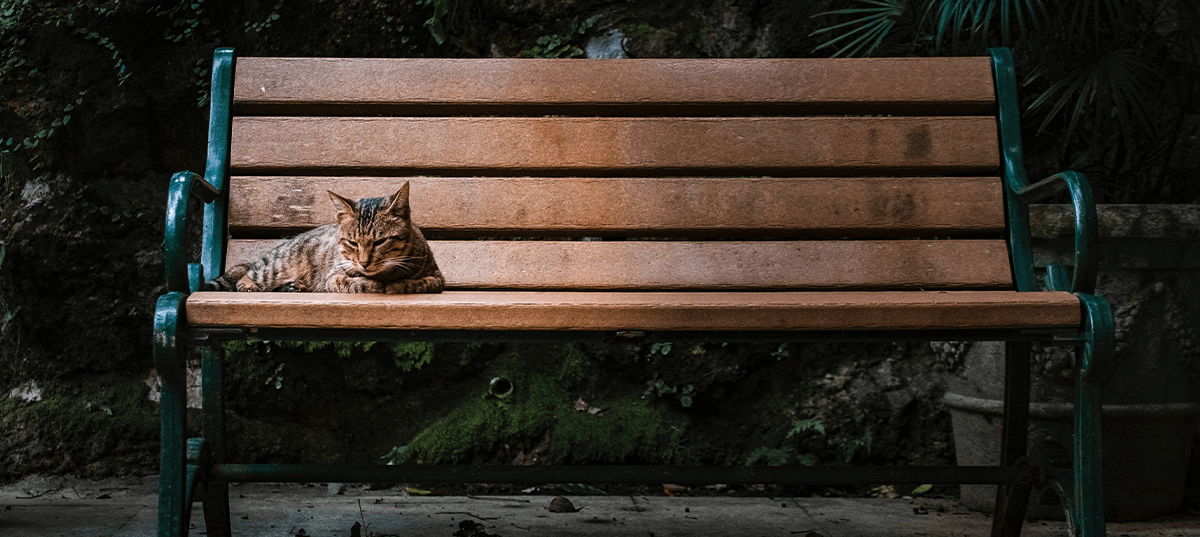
[1028,48,1167,152]
[1154,0,1200,71]
[927,0,1044,51]
[811,0,907,57]
[1060,0,1133,44]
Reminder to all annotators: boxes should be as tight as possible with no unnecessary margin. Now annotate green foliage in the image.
[747,445,819,467]
[334,341,374,357]
[0,0,31,38]
[522,15,598,58]
[812,0,1200,202]
[622,21,657,38]
[390,341,434,372]
[223,339,249,359]
[746,417,827,466]
[265,363,284,390]
[642,378,695,408]
[649,342,672,356]
[223,340,276,386]
[74,26,129,85]
[1,1,118,179]
[386,345,684,465]
[937,0,1044,48]
[745,446,793,466]
[754,413,875,467]
[155,0,205,43]
[418,0,449,44]
[811,0,906,58]
[372,1,410,44]
[787,417,826,438]
[381,444,411,463]
[840,425,874,462]
[243,1,282,35]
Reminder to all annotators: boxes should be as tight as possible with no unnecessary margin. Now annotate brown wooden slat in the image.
[184,290,1081,331]
[229,117,1000,175]
[227,176,1005,238]
[232,57,996,116]
[224,240,1013,291]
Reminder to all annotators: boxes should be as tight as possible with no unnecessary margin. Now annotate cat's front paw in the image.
[329,274,385,293]
[235,277,263,292]
[385,276,444,294]
[272,281,305,292]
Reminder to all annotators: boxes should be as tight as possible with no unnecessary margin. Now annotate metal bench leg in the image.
[1073,294,1113,537]
[201,346,232,537]
[155,293,189,537]
[991,341,1032,537]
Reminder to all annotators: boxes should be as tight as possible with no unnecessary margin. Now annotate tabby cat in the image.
[203,182,444,294]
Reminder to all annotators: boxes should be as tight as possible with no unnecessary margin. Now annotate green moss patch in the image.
[1,374,160,477]
[396,344,683,464]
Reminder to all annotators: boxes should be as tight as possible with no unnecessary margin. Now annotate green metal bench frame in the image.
[154,47,1113,537]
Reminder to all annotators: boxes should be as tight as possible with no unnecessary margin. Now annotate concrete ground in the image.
[2,475,1198,537]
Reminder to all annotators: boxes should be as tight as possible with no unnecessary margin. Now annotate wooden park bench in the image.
[154,47,1114,537]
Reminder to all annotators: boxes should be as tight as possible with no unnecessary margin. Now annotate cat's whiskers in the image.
[370,256,423,278]
[333,258,365,277]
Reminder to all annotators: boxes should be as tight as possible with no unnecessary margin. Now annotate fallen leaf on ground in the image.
[663,484,688,496]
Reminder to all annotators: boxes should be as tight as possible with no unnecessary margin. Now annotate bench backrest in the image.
[223,57,1013,291]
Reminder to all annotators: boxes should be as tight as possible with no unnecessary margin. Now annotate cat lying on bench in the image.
[204,181,444,294]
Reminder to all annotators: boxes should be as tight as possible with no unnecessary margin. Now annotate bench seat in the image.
[185,290,1082,332]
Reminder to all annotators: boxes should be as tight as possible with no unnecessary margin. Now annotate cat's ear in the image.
[383,182,411,219]
[327,191,357,223]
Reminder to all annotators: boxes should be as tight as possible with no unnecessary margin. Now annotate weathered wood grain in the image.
[224,239,1013,291]
[232,57,995,116]
[229,117,1000,175]
[226,176,1005,238]
[184,290,1081,331]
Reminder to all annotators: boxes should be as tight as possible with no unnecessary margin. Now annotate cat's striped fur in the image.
[203,182,444,294]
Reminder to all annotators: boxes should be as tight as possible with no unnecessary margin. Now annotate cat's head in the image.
[326,182,416,279]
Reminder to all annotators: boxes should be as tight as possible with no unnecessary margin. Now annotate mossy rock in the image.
[1,374,161,478]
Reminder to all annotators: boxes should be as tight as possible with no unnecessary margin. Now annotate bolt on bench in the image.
[154,47,1114,537]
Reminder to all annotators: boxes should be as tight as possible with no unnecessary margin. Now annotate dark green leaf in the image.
[810,0,905,57]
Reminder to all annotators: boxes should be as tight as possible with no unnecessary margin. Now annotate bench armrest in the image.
[990,48,1099,296]
[1013,171,1099,295]
[162,49,237,294]
[164,171,220,293]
